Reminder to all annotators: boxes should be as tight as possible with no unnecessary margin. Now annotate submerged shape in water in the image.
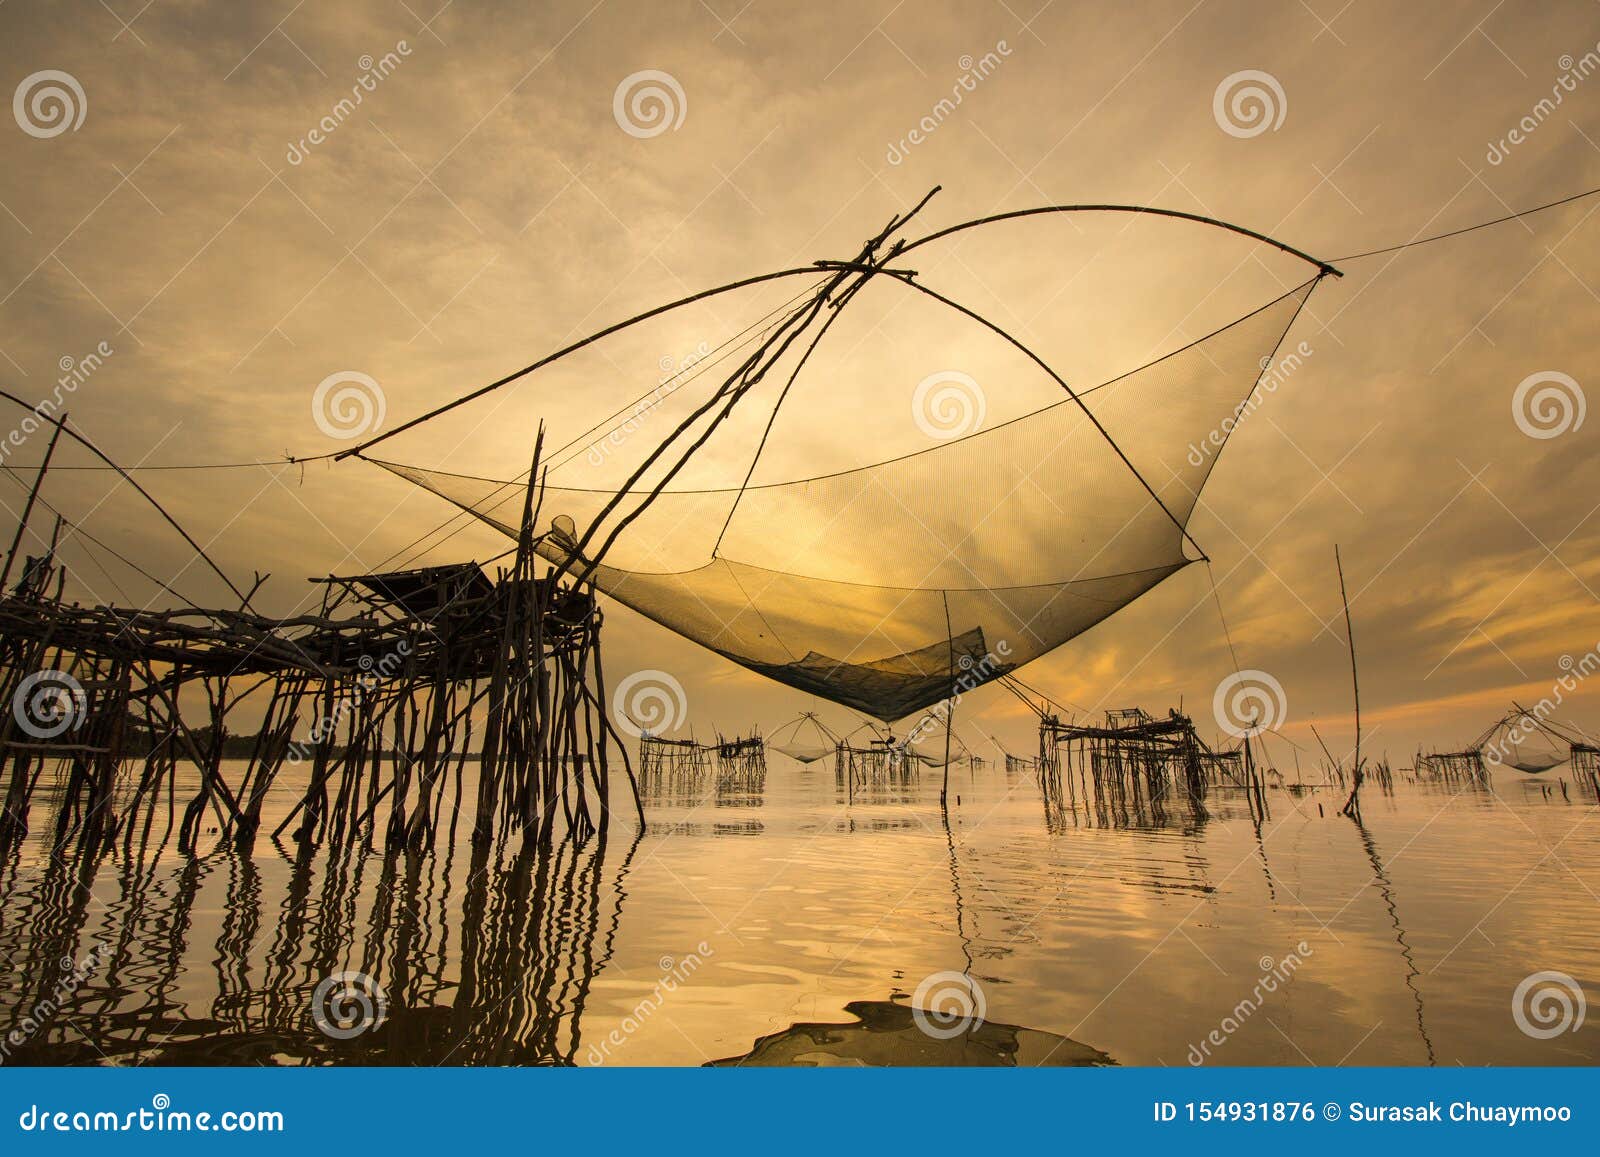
[706,999,1116,1067]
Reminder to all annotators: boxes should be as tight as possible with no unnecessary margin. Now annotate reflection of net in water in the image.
[372,202,1331,724]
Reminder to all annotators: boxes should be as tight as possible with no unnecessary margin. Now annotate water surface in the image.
[1,760,1595,1066]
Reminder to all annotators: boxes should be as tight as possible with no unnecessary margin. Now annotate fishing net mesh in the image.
[378,279,1315,721]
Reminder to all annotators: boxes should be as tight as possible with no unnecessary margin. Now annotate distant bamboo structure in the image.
[637,735,712,803]
[713,732,766,802]
[834,739,919,803]
[1037,707,1253,830]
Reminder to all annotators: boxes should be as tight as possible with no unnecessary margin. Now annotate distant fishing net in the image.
[377,274,1316,721]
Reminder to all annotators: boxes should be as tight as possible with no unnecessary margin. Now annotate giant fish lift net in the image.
[367,202,1330,722]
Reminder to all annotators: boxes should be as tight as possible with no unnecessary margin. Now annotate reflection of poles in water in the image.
[1350,818,1436,1066]
[0,821,639,1064]
[941,801,976,984]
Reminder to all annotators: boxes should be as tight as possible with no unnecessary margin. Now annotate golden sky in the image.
[2,0,1598,763]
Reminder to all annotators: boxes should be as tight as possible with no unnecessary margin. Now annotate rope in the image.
[1331,184,1600,262]
[1205,559,1243,680]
